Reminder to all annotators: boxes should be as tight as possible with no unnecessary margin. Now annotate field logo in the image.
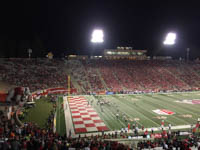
[153,109,175,115]
[175,99,200,104]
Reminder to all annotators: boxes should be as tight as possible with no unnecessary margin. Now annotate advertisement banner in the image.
[106,92,114,95]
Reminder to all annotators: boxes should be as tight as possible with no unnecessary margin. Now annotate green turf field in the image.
[84,92,200,130]
[22,92,200,134]
[22,97,53,128]
[56,97,66,136]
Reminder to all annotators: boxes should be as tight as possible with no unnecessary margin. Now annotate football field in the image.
[21,92,200,135]
[81,92,200,131]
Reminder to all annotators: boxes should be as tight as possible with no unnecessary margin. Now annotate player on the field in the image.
[115,130,118,138]
[116,113,119,119]
[168,123,171,130]
[97,99,100,105]
[100,105,104,112]
[132,123,135,130]
[91,99,94,105]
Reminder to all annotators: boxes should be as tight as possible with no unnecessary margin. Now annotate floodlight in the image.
[163,32,176,45]
[91,29,104,43]
[107,51,112,54]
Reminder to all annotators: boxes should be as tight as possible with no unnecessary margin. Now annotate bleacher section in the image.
[69,59,200,93]
[0,58,73,92]
[1,58,200,94]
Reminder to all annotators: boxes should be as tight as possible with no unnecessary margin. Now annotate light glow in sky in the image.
[163,32,176,45]
[91,29,104,43]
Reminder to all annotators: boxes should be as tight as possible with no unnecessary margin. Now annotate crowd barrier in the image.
[31,87,77,100]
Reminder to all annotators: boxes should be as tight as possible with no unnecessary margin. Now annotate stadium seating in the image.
[1,58,200,94]
[75,59,200,93]
[0,58,73,93]
[1,58,200,149]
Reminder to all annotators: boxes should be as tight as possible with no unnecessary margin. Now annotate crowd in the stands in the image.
[137,133,200,150]
[1,105,200,150]
[76,59,200,94]
[0,58,70,92]
[0,96,200,149]
[0,106,130,150]
[1,58,200,94]
[1,58,200,149]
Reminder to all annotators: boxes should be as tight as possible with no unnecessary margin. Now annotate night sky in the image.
[0,1,200,58]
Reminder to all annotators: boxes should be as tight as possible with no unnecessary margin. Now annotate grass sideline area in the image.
[84,92,200,131]
[22,97,53,128]
[56,96,66,136]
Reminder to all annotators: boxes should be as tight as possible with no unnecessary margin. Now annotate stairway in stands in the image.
[164,64,191,90]
[190,63,200,86]
[183,64,200,87]
[65,59,92,94]
[112,71,127,91]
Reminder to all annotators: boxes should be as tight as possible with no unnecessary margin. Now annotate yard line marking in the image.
[144,95,194,125]
[158,94,200,121]
[112,95,160,127]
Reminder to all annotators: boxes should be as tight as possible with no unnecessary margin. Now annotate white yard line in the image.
[63,96,75,138]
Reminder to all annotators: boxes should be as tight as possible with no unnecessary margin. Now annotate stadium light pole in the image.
[27,48,32,59]
[186,48,190,62]
[163,32,190,61]
[90,29,104,57]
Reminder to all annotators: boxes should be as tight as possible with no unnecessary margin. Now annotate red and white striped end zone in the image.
[69,96,109,133]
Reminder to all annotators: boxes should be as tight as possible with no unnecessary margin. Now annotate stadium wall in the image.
[31,87,77,100]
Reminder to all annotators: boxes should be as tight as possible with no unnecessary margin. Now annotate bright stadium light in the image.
[91,29,104,43]
[163,32,176,45]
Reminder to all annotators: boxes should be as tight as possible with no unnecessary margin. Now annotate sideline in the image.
[72,91,200,97]
[63,96,75,137]
[74,124,194,138]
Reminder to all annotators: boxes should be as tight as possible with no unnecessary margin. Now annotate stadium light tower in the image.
[163,32,190,61]
[91,29,104,43]
[163,32,176,45]
[27,48,32,58]
[186,48,190,62]
[90,29,104,57]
